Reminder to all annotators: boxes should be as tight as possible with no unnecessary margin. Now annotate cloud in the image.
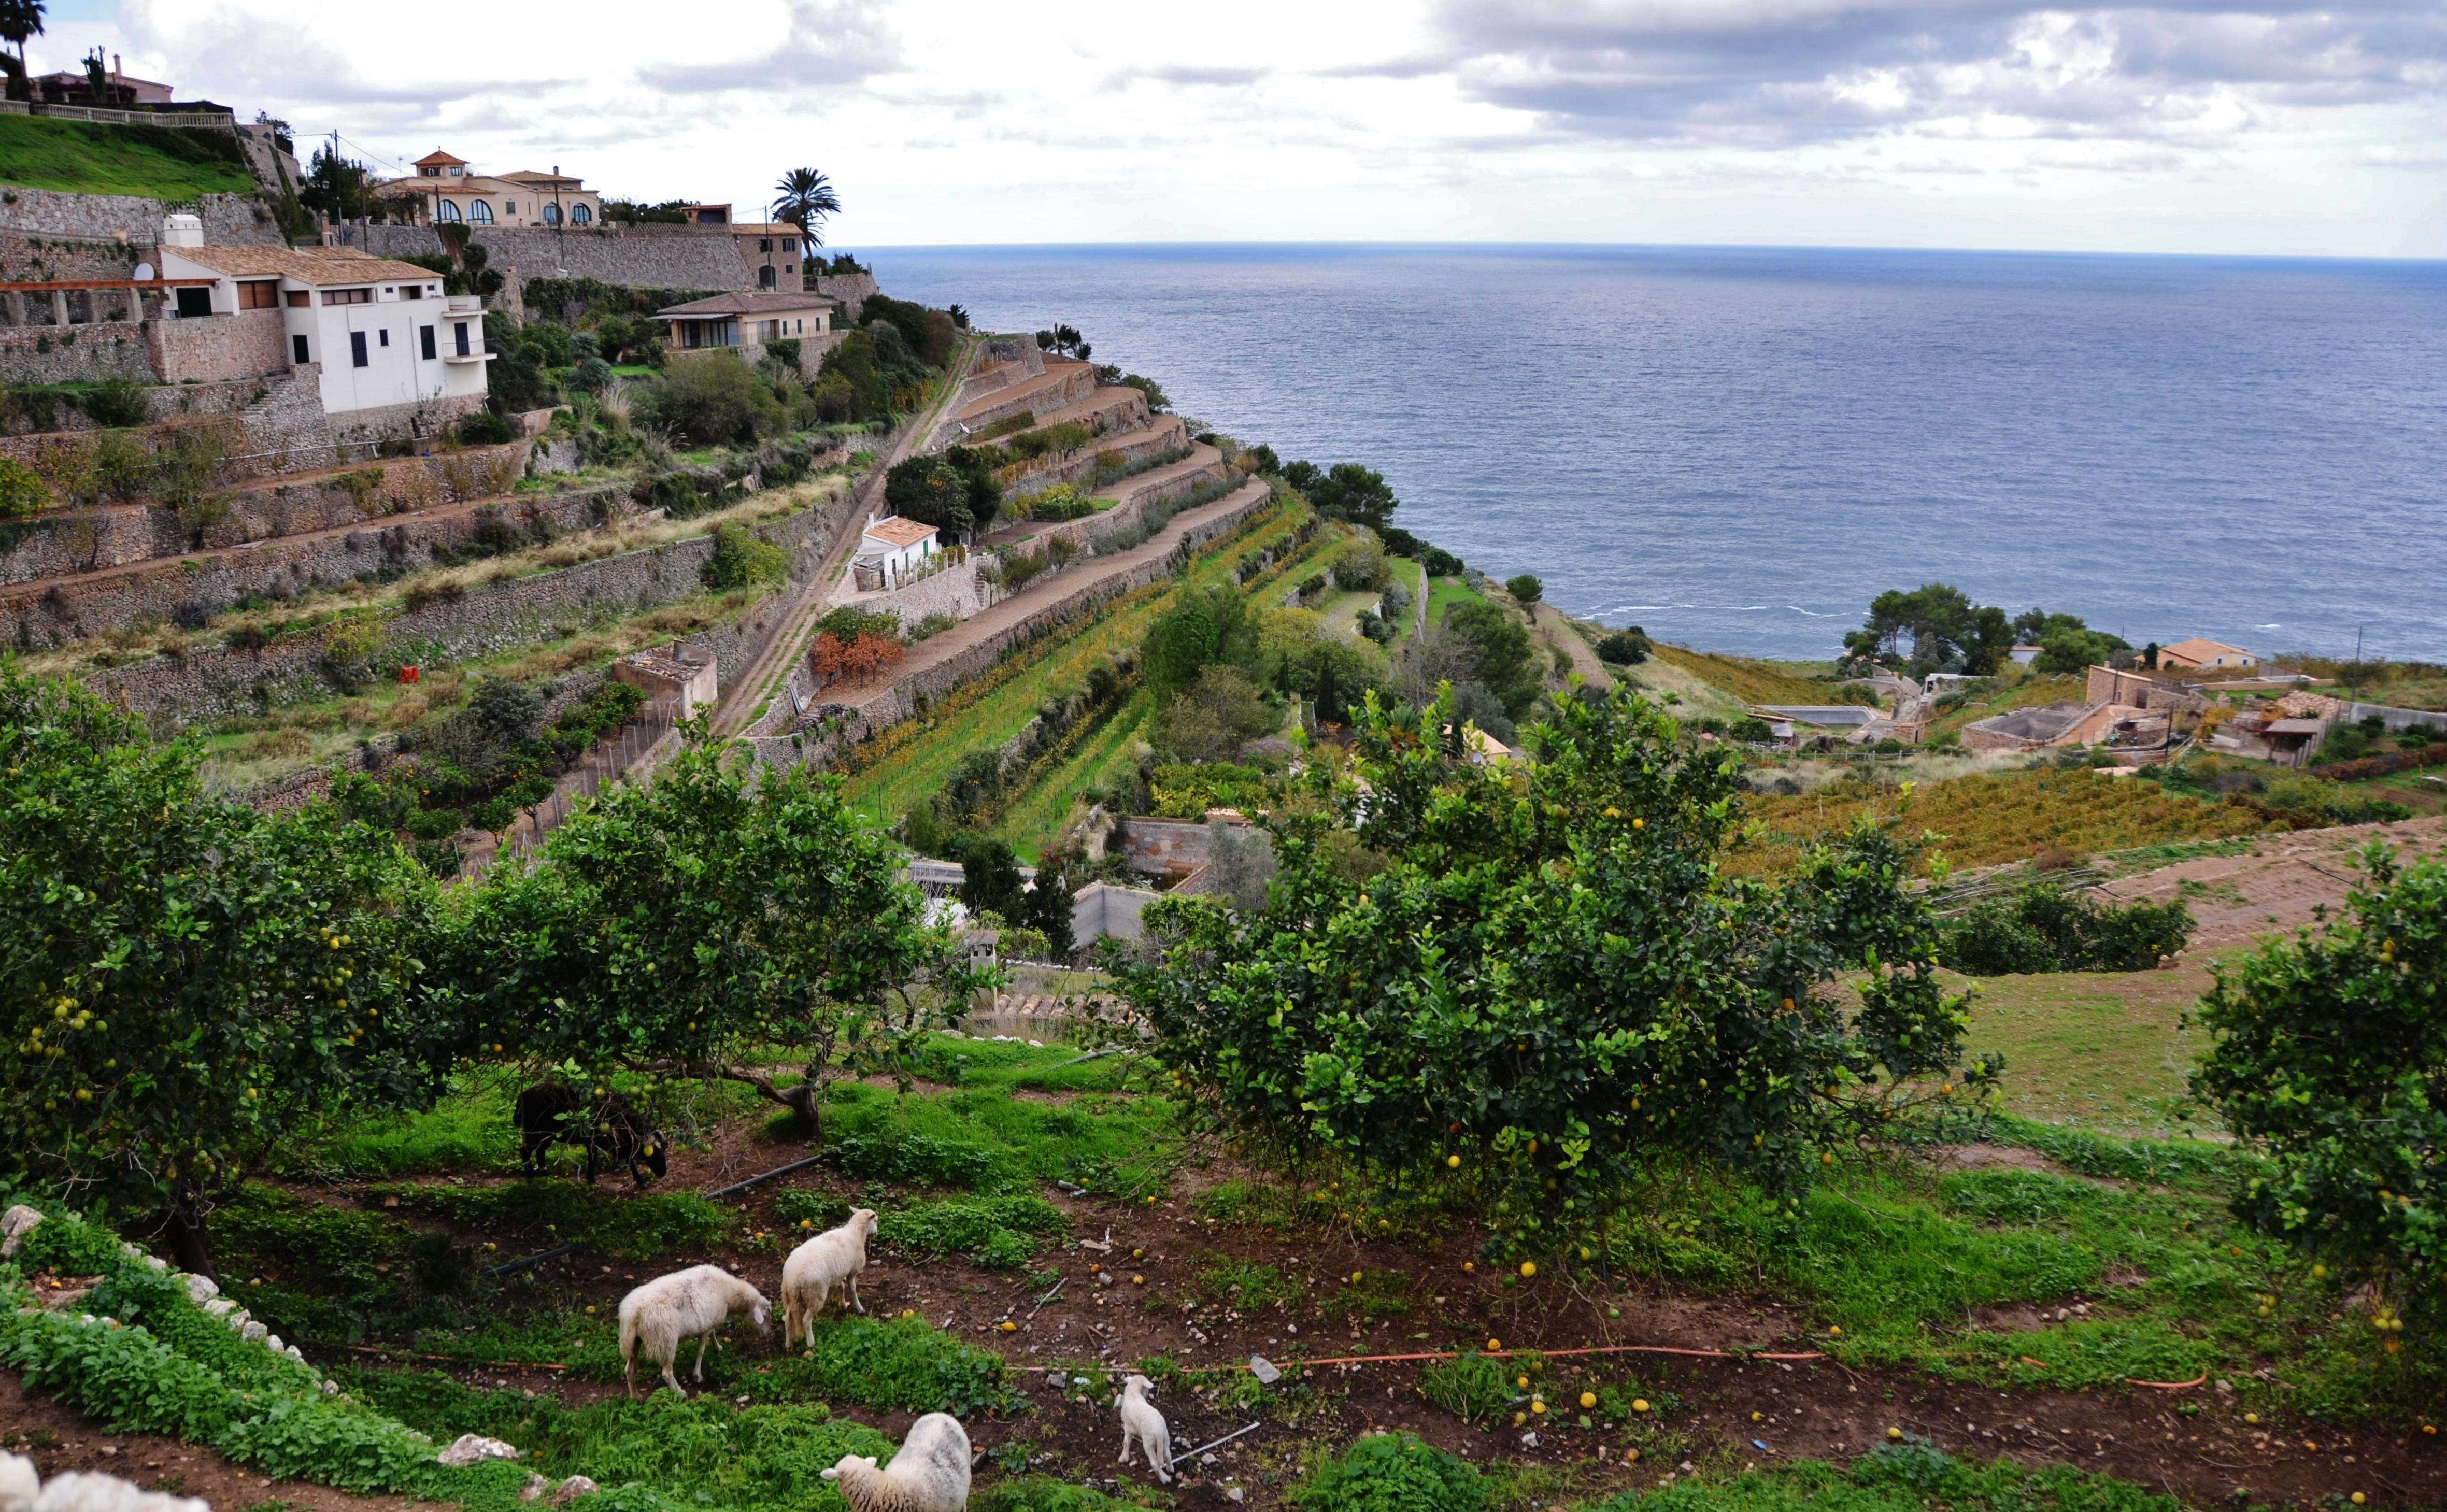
[641,0,902,90]
[1422,0,2447,146]
[1129,65,1270,87]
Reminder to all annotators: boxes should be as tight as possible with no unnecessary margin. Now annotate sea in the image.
[875,244,2447,665]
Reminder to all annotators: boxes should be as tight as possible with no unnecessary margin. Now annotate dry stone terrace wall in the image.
[0,322,154,383]
[0,373,280,441]
[83,495,840,718]
[0,188,281,246]
[149,306,286,383]
[348,224,753,292]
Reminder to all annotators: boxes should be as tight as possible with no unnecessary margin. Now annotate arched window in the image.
[434,198,462,223]
[758,264,776,289]
[571,203,592,225]
[543,202,562,226]
[467,199,494,224]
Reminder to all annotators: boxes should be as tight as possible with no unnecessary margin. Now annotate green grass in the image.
[1575,1439,2182,1512]
[1646,645,1837,707]
[1392,557,1426,637]
[820,1077,1177,1201]
[988,686,1157,861]
[0,112,257,198]
[289,1075,520,1176]
[1426,574,1487,627]
[1956,964,2211,1135]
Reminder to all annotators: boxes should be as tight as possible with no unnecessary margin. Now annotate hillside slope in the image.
[0,112,257,198]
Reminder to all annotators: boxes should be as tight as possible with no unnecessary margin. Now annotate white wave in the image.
[1785,605,1837,617]
[1728,605,1770,611]
[2256,623,2284,629]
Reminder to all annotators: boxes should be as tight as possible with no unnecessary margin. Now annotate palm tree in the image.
[0,0,45,102]
[770,167,841,250]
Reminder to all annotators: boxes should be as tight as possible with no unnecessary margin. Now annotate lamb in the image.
[617,1264,771,1397]
[1116,1373,1173,1484]
[780,1207,878,1348]
[9,1465,208,1512]
[819,1411,970,1512]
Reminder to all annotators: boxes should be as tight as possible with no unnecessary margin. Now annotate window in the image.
[782,237,795,252]
[784,263,794,275]
[543,203,562,225]
[435,199,462,222]
[379,328,390,347]
[237,280,279,310]
[758,265,776,289]
[571,203,592,225]
[350,331,368,368]
[467,199,494,224]
[454,321,470,357]
[174,286,212,318]
[292,333,309,363]
[420,325,436,361]
[400,284,422,301]
[323,288,372,305]
[285,289,310,308]
[449,166,463,176]
[758,238,772,253]
[503,201,516,215]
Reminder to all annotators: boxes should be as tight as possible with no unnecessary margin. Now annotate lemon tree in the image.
[1113,683,1974,1246]
[2192,846,2445,1322]
[447,744,988,1135]
[0,669,444,1274]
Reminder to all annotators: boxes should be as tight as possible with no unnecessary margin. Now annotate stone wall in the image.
[0,372,280,445]
[230,365,336,467]
[0,320,154,383]
[344,224,751,293]
[1115,817,1212,878]
[0,188,282,246]
[148,307,288,383]
[4,481,633,646]
[327,392,486,451]
[812,273,876,323]
[861,558,995,626]
[85,494,837,718]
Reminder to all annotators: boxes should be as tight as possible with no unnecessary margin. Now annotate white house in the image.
[154,215,490,426]
[2157,638,2257,672]
[853,514,939,590]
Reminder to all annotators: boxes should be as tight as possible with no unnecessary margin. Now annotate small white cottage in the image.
[853,514,939,590]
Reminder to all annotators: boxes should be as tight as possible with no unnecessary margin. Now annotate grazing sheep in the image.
[780,1208,878,1348]
[515,1086,668,1187]
[1116,1373,1173,1484]
[617,1264,771,1397]
[23,1470,207,1512]
[819,1412,970,1512]
[1,1453,37,1512]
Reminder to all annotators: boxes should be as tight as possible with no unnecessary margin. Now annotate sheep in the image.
[819,1411,970,1512]
[1,1452,37,1512]
[23,1470,208,1512]
[780,1207,878,1348]
[617,1264,771,1397]
[1116,1373,1173,1484]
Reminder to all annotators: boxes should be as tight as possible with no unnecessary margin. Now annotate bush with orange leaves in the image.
[812,631,906,684]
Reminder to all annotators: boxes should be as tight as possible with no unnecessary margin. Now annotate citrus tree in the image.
[449,745,988,1134]
[0,669,445,1274]
[2191,846,2445,1326]
[1111,684,1975,1246]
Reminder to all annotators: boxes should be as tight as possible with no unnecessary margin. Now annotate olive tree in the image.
[2191,847,2445,1325]
[1111,683,1974,1248]
[0,670,445,1274]
[450,745,988,1134]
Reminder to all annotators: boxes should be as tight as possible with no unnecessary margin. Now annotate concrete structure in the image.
[852,514,940,591]
[389,150,602,229]
[155,218,489,420]
[613,642,718,718]
[733,224,813,289]
[29,55,174,105]
[2008,645,2042,665]
[653,291,831,368]
[2158,638,2256,671]
[1069,880,1165,944]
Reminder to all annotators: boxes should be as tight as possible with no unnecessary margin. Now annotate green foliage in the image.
[767,1311,1022,1414]
[701,521,789,591]
[1940,885,2194,975]
[1151,665,1272,763]
[884,449,996,538]
[0,668,444,1257]
[2192,846,2447,1312]
[1283,461,1400,534]
[446,745,982,1132]
[1026,483,1097,522]
[368,1179,728,1261]
[1842,583,2025,677]
[862,295,957,368]
[1291,1432,1483,1512]
[1503,573,1542,604]
[0,113,254,198]
[2034,627,2131,676]
[1582,1440,2181,1512]
[640,354,776,445]
[79,377,150,428]
[1435,600,1541,719]
[978,1478,1171,1512]
[1114,684,1973,1243]
[1418,1351,1513,1423]
[456,410,517,445]
[0,455,50,519]
[878,1194,1066,1268]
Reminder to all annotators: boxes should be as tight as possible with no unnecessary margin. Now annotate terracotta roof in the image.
[862,517,937,549]
[731,222,805,237]
[415,149,467,166]
[170,245,447,288]
[499,170,586,188]
[2161,637,2252,662]
[655,291,831,317]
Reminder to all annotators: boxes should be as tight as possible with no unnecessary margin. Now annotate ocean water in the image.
[874,244,2447,663]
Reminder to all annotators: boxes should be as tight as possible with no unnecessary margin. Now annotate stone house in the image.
[652,291,832,370]
[153,216,490,427]
[2157,638,2256,671]
[732,223,811,290]
[387,150,603,229]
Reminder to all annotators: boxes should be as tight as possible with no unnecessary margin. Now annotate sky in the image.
[26,0,2447,256]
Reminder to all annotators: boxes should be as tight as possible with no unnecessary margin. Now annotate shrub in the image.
[642,354,776,444]
[0,456,48,519]
[1596,630,1652,667]
[810,630,904,682]
[1418,1351,1513,1423]
[878,1194,1066,1269]
[2192,847,2446,1314]
[79,377,151,428]
[1027,483,1095,522]
[1292,1432,1484,1512]
[456,410,517,446]
[1504,573,1542,605]
[1939,884,2193,975]
[700,522,788,591]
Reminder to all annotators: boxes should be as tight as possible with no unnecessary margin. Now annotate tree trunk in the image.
[165,1205,214,1279]
[706,1061,822,1141]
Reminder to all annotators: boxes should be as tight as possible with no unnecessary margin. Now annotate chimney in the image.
[111,53,121,81]
[161,213,204,248]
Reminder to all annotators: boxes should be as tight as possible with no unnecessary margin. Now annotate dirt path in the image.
[2094,814,2447,947]
[1534,603,1614,692]
[708,341,983,739]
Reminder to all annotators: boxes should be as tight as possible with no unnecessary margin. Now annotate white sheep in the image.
[780,1207,878,1348]
[0,1206,42,1260]
[1116,1373,1172,1484]
[617,1264,771,1397]
[26,1470,208,1512]
[0,1452,38,1512]
[819,1411,970,1512]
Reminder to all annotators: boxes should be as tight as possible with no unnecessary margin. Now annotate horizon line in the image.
[844,237,2447,268]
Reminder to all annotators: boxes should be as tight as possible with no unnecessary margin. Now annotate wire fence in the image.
[498,702,676,864]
